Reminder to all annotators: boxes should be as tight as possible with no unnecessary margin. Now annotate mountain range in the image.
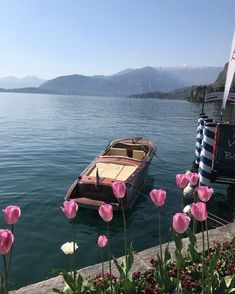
[0,66,222,97]
[39,67,184,96]
[39,66,222,97]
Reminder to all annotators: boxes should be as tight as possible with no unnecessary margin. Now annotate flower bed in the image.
[78,238,235,294]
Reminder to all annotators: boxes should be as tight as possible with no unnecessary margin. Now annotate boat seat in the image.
[88,162,123,178]
[105,148,127,157]
[132,150,145,160]
[88,162,137,181]
[116,165,137,181]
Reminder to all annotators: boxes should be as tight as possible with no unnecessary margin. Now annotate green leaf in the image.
[125,248,134,274]
[121,278,136,293]
[164,243,171,263]
[211,271,220,291]
[187,230,200,262]
[225,276,233,288]
[155,260,164,288]
[232,236,235,246]
[209,247,219,272]
[62,272,76,292]
[113,256,125,278]
[52,268,68,276]
[113,245,135,279]
[52,288,64,294]
[217,278,226,293]
[188,245,200,262]
[173,282,183,294]
[187,228,197,247]
[171,228,182,253]
[94,287,103,294]
[75,274,83,293]
[164,276,177,292]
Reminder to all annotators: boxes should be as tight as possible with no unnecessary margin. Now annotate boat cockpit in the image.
[103,141,150,161]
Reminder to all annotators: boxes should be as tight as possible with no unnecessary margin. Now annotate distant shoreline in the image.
[0,87,57,95]
[0,87,191,100]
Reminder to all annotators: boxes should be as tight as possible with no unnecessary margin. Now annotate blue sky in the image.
[0,0,234,79]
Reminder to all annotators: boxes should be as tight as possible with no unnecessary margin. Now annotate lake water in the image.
[0,93,234,290]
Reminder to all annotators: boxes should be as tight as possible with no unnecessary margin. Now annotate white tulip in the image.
[61,242,78,255]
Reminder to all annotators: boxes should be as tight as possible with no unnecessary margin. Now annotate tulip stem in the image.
[193,190,197,234]
[181,189,184,211]
[158,207,163,261]
[3,255,8,294]
[201,222,205,293]
[120,199,127,266]
[72,223,76,281]
[101,250,104,278]
[205,219,210,253]
[69,255,72,275]
[176,234,182,294]
[7,225,14,274]
[107,222,112,290]
[176,268,180,294]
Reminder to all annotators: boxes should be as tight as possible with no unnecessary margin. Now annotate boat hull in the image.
[64,137,156,210]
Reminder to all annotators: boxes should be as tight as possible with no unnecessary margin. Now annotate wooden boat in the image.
[65,137,157,210]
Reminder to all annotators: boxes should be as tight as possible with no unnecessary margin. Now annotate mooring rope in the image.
[208,212,231,225]
[207,215,228,226]
[127,153,233,227]
[128,180,232,225]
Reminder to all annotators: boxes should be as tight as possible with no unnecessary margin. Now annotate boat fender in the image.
[183,204,192,218]
[183,170,196,198]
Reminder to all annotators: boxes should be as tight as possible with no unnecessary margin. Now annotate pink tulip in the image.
[61,200,78,219]
[176,174,188,188]
[191,202,208,221]
[172,213,191,234]
[150,189,166,207]
[0,229,14,254]
[3,205,21,225]
[112,181,126,199]
[196,186,214,202]
[186,173,199,186]
[98,235,108,248]
[98,204,113,222]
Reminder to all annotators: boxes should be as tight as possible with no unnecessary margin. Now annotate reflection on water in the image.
[0,93,234,290]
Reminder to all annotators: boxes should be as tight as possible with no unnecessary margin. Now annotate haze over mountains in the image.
[158,66,222,86]
[0,76,47,89]
[0,66,222,97]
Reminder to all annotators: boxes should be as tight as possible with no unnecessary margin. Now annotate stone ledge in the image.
[10,222,235,294]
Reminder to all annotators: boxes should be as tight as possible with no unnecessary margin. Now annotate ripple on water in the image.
[0,93,232,290]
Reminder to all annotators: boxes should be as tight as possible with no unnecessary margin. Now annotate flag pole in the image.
[220,31,235,122]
